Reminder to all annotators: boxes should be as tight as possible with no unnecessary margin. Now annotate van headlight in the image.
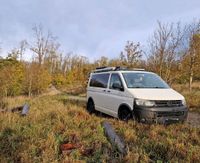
[135,99,155,107]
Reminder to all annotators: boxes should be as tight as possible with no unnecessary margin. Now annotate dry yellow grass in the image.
[173,82,200,113]
[0,94,200,162]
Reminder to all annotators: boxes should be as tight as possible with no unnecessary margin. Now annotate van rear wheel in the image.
[87,99,95,114]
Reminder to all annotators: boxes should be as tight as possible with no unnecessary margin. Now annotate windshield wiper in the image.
[129,86,143,88]
[129,86,167,88]
[150,86,166,88]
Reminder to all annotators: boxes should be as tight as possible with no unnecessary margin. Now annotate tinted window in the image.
[90,73,110,88]
[109,73,123,89]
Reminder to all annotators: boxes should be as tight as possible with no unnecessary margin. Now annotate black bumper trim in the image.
[133,105,188,124]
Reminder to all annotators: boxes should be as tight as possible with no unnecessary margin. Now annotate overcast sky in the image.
[0,0,200,60]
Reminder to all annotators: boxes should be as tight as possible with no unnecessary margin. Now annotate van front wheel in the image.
[87,99,95,114]
[118,108,132,121]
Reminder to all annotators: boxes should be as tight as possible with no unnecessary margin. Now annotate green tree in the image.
[23,63,51,96]
[0,57,24,96]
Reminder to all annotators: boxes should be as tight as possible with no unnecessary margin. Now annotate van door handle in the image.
[103,90,106,92]
[107,90,111,93]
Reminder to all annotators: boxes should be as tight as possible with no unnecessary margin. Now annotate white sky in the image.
[0,0,200,61]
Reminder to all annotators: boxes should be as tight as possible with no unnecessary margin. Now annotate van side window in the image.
[89,73,110,88]
[109,73,123,90]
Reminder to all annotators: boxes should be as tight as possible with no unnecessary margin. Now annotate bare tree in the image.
[7,40,28,61]
[7,48,20,59]
[19,40,28,61]
[30,25,56,65]
[182,21,200,91]
[62,52,73,76]
[94,56,109,67]
[148,21,183,83]
[120,41,142,68]
[44,41,61,74]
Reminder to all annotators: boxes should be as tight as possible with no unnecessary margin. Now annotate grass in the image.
[173,82,200,113]
[0,94,200,162]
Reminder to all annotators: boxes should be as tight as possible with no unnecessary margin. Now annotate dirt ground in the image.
[187,112,200,128]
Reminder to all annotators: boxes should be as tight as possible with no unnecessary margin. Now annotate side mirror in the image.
[112,82,124,91]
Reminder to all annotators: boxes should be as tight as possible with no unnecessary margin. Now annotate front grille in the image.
[156,111,184,117]
[155,100,182,107]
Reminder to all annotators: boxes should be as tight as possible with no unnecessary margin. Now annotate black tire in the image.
[87,99,95,114]
[132,111,140,122]
[118,108,132,121]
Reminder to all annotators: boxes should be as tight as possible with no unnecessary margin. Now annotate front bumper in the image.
[134,105,188,124]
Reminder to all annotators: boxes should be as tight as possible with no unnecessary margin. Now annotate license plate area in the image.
[156,117,180,124]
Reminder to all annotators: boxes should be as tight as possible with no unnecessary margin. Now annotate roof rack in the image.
[93,66,145,73]
[94,67,115,73]
[132,68,145,71]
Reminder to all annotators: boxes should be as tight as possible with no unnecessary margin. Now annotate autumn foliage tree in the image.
[23,63,51,96]
[181,21,200,90]
[0,57,24,97]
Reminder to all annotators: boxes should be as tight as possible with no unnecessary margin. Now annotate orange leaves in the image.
[60,143,78,151]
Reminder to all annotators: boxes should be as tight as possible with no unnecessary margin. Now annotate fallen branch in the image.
[102,121,127,155]
[11,106,23,112]
[0,103,30,116]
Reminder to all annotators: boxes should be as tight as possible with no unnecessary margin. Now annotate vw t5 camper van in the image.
[86,67,188,124]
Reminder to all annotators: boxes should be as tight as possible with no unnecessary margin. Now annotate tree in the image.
[0,58,24,96]
[43,42,61,74]
[30,25,57,65]
[19,40,28,61]
[94,56,109,67]
[120,41,142,68]
[62,54,90,85]
[147,21,183,83]
[62,52,72,77]
[181,21,200,91]
[7,40,28,61]
[7,48,20,60]
[23,63,51,96]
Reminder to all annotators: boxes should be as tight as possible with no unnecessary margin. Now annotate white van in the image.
[86,67,188,124]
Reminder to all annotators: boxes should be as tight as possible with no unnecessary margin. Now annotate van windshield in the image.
[122,72,169,89]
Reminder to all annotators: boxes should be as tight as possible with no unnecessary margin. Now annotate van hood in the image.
[128,88,184,100]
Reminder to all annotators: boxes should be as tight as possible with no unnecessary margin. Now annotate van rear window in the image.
[89,73,110,88]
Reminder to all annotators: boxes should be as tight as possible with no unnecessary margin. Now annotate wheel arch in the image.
[87,97,94,103]
[118,103,132,117]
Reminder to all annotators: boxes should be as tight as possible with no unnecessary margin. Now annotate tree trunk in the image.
[28,78,32,97]
[189,52,195,92]
[189,69,193,92]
